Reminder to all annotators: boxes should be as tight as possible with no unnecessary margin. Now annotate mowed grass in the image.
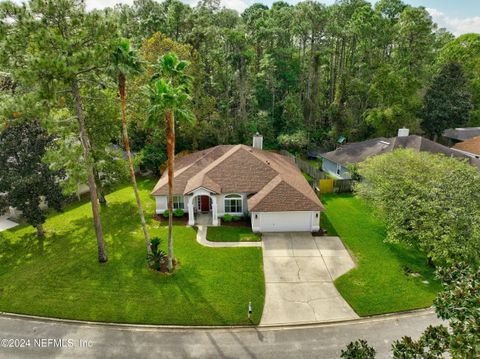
[0,178,265,325]
[207,226,261,242]
[321,193,441,316]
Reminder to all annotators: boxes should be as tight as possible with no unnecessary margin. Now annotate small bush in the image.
[223,214,233,223]
[147,237,166,271]
[341,340,376,359]
[163,210,169,218]
[232,215,241,222]
[173,208,185,217]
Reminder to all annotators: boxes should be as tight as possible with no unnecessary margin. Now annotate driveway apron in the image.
[261,233,358,325]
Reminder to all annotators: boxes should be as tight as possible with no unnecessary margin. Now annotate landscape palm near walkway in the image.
[146,53,195,271]
[108,38,151,255]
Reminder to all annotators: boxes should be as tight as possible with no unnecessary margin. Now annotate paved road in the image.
[0,310,442,359]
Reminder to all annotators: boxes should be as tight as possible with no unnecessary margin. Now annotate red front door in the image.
[200,196,210,212]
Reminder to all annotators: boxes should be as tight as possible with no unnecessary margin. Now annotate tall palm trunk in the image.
[165,110,175,271]
[118,73,151,254]
[71,80,107,263]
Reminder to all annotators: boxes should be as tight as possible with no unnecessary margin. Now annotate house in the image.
[443,127,480,144]
[320,129,480,179]
[452,136,480,158]
[151,135,324,233]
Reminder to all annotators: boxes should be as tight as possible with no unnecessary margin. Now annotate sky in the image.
[12,0,480,36]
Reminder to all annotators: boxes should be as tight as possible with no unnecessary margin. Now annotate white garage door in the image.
[259,212,312,232]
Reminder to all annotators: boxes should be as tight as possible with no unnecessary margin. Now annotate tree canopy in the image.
[355,149,480,266]
[0,121,64,237]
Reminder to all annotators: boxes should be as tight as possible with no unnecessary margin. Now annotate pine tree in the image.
[421,62,473,140]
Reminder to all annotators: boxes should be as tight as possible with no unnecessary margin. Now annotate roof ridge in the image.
[247,175,283,210]
[151,145,231,195]
[183,145,243,194]
[248,175,324,212]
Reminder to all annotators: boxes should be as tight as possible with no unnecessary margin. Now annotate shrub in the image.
[173,208,185,217]
[341,340,376,359]
[223,214,233,223]
[163,210,169,218]
[232,215,241,222]
[147,237,166,271]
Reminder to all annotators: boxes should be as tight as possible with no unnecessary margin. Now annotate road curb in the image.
[0,307,435,332]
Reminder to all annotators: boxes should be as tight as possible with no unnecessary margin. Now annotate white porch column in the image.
[211,196,219,226]
[188,196,195,226]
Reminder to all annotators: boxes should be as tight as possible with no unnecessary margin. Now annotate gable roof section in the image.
[248,175,324,212]
[453,136,480,156]
[183,145,279,194]
[320,135,480,169]
[151,145,235,196]
[152,144,324,212]
[320,137,392,164]
[443,127,480,141]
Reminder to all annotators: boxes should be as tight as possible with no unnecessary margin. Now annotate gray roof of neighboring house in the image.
[320,135,480,170]
[443,127,480,141]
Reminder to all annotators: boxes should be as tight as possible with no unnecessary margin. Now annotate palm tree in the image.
[146,52,195,271]
[108,38,151,254]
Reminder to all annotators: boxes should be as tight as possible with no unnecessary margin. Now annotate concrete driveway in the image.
[0,214,18,232]
[261,233,358,325]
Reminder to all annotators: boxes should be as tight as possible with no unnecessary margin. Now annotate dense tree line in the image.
[1,0,480,261]
[2,0,480,171]
[111,0,477,154]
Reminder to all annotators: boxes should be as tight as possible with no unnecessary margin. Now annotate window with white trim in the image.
[173,195,184,209]
[224,194,242,213]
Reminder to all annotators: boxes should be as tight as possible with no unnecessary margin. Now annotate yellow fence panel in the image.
[319,179,334,194]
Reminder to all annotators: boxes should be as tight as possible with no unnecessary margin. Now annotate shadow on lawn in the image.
[321,193,438,283]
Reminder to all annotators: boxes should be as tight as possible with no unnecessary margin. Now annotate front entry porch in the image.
[187,189,219,226]
[195,212,212,226]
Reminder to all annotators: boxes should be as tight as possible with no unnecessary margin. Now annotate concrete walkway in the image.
[0,214,18,232]
[195,225,262,248]
[261,233,357,325]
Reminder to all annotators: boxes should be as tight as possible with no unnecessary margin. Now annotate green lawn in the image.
[302,172,314,182]
[321,193,441,316]
[206,226,261,242]
[0,178,265,325]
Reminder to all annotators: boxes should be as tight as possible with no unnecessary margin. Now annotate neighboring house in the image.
[151,135,324,233]
[320,129,480,179]
[452,136,480,159]
[443,127,480,145]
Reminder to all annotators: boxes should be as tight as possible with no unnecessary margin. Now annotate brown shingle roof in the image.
[247,175,323,212]
[453,136,480,156]
[151,145,234,196]
[151,144,324,212]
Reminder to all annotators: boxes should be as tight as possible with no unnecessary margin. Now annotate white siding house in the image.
[152,138,325,233]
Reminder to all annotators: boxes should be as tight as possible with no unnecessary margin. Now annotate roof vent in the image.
[253,132,263,150]
[398,128,409,137]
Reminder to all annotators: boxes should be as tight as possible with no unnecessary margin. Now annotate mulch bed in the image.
[221,219,252,227]
[148,259,179,274]
[153,214,189,225]
[312,229,327,237]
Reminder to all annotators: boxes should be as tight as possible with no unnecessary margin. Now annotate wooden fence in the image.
[279,150,328,180]
[319,179,354,194]
[279,150,354,193]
